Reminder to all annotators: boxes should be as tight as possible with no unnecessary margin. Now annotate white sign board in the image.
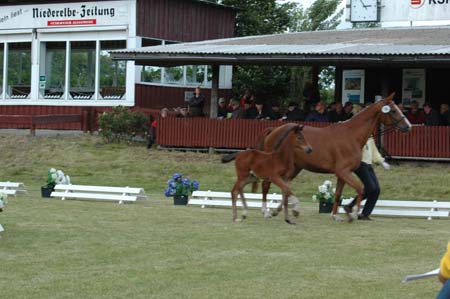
[0,1,131,30]
[380,0,450,22]
[402,69,426,107]
[342,69,365,104]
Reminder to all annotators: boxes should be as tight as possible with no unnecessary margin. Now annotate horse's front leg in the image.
[331,178,345,222]
[335,171,364,223]
[231,183,240,222]
[271,176,296,225]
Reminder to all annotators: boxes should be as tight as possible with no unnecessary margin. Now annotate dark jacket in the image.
[188,94,205,117]
[305,111,329,122]
[285,108,305,121]
[327,110,346,122]
[425,109,440,126]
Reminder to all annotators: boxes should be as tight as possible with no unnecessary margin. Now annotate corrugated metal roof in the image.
[110,26,450,65]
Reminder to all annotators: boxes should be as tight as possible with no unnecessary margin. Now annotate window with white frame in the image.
[8,42,31,99]
[37,39,127,101]
[70,41,96,100]
[41,41,66,99]
[100,40,126,99]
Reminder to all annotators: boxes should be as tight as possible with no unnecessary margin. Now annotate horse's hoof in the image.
[285,219,296,225]
[263,211,272,219]
[233,218,242,223]
[331,214,344,222]
[242,215,247,220]
[292,210,300,217]
[271,210,279,217]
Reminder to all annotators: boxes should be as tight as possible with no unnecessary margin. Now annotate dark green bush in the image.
[98,106,149,143]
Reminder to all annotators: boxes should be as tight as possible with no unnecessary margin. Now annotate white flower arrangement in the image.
[312,180,337,204]
[45,168,71,190]
[0,192,8,211]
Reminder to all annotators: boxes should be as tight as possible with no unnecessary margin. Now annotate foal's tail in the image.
[221,152,238,163]
[272,124,304,150]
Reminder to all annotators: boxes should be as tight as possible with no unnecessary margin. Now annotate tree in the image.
[208,1,342,106]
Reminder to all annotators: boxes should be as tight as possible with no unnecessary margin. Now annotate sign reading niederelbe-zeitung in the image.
[0,1,130,30]
[380,0,450,22]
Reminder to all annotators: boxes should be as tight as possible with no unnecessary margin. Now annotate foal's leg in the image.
[239,188,249,219]
[331,178,345,222]
[270,176,297,224]
[335,171,364,223]
[231,182,240,222]
[261,180,272,218]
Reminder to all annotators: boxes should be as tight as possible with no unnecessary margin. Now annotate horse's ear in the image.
[298,125,304,131]
[384,92,396,103]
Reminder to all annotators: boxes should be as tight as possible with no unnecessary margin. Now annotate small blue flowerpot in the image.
[173,195,188,205]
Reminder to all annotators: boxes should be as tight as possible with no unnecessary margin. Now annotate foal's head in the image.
[378,93,412,132]
[295,125,313,154]
[272,124,312,154]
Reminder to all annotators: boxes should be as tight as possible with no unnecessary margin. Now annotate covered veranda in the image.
[110,26,450,160]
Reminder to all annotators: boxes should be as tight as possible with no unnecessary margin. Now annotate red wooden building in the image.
[0,0,235,128]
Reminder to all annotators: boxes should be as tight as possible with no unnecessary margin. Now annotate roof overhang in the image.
[110,26,450,67]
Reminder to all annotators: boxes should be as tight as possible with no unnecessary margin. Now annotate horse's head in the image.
[378,92,411,132]
[294,125,313,154]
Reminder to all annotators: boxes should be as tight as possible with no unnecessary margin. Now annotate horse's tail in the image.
[221,152,238,163]
[253,127,274,150]
[272,124,303,150]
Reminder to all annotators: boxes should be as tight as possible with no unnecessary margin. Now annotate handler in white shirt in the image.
[344,136,390,220]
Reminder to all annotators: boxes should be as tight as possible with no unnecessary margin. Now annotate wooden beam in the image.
[209,65,220,118]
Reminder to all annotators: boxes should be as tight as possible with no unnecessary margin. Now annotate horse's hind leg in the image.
[331,178,345,222]
[335,171,364,223]
[231,182,241,222]
[260,180,272,218]
[239,189,249,220]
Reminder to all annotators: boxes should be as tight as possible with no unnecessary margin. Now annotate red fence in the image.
[157,118,328,148]
[0,113,89,135]
[157,118,450,160]
[383,125,450,159]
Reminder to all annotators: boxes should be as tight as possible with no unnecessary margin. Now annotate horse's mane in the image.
[253,127,274,150]
[272,124,301,151]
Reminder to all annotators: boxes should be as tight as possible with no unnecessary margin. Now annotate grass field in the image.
[0,133,449,299]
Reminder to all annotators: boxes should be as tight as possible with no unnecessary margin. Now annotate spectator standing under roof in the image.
[327,101,346,122]
[147,108,169,149]
[423,102,440,126]
[342,101,354,121]
[229,98,245,119]
[269,101,282,120]
[283,101,305,121]
[439,104,450,126]
[217,98,229,119]
[176,107,191,118]
[240,88,254,108]
[405,100,425,124]
[243,96,258,119]
[187,86,205,117]
[305,101,329,122]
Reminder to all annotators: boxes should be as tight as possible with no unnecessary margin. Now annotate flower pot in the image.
[319,201,333,213]
[41,186,54,198]
[173,195,188,205]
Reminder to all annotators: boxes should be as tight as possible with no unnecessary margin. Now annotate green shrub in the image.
[98,106,149,143]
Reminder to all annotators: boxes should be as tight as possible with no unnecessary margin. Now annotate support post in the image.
[209,65,220,118]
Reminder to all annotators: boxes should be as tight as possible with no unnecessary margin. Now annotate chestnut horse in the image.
[222,124,312,224]
[261,93,411,222]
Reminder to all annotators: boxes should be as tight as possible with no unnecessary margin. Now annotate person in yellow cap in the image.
[437,241,450,299]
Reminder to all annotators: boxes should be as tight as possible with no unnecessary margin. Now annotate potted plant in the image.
[41,168,71,198]
[312,180,339,213]
[164,173,199,205]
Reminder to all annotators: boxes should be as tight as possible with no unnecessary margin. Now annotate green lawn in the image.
[0,133,449,299]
